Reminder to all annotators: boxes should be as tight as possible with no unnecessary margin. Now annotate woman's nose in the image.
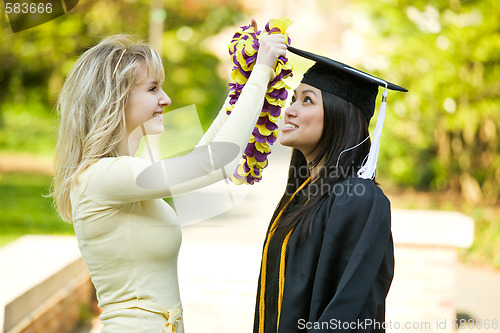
[160,89,171,107]
[284,105,297,118]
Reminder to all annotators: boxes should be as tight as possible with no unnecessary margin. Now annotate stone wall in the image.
[0,235,94,333]
[386,210,474,333]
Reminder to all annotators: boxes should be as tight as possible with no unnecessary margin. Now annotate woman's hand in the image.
[251,19,287,69]
[255,22,287,70]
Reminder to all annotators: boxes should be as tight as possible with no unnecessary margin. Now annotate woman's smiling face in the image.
[280,83,324,161]
[124,62,171,136]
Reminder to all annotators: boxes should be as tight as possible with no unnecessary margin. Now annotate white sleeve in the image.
[85,65,273,205]
[196,96,230,147]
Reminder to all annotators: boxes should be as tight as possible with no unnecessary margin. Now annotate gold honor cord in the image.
[258,176,311,333]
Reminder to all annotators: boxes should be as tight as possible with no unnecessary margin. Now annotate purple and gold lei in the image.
[226,17,293,185]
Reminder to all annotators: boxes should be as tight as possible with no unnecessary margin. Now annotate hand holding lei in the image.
[226,17,293,185]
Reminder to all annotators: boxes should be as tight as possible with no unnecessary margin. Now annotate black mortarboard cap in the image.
[287,46,407,121]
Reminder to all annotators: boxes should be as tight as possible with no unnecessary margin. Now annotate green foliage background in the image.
[351,0,499,206]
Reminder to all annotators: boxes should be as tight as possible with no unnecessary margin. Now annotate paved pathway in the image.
[456,264,500,332]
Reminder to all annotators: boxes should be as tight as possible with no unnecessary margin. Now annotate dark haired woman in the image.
[253,47,407,333]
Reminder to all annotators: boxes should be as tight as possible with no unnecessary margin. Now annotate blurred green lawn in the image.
[0,172,74,247]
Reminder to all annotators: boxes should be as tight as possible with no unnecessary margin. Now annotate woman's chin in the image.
[279,136,294,149]
[278,137,287,146]
[143,124,164,136]
[153,127,165,135]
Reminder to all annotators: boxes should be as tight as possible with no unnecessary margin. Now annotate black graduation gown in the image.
[254,178,394,333]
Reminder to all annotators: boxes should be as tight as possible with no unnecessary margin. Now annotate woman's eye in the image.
[290,96,296,104]
[304,96,312,103]
[149,86,157,92]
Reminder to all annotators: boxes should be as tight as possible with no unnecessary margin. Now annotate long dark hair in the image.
[271,90,371,239]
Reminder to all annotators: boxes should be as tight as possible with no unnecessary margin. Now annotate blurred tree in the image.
[352,0,500,205]
[0,0,245,154]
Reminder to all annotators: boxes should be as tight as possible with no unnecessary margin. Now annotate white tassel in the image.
[357,85,388,179]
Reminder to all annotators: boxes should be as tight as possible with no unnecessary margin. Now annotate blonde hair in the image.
[52,35,165,222]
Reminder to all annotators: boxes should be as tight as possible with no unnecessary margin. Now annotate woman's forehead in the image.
[294,83,321,95]
[135,62,162,85]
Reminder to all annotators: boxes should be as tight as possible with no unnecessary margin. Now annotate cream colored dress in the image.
[70,65,274,333]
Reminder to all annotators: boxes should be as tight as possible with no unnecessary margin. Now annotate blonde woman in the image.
[52,33,286,332]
